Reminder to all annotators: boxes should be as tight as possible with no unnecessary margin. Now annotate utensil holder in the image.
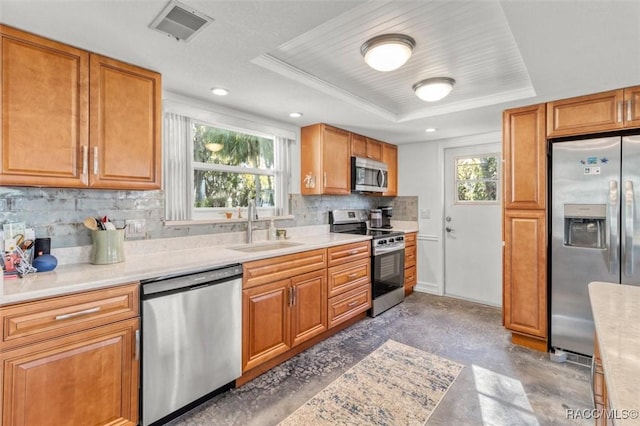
[91,229,125,265]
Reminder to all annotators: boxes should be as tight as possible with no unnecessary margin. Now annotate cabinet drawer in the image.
[327,241,370,267]
[404,265,417,287]
[1,283,139,351]
[405,245,416,268]
[404,232,416,246]
[243,249,326,289]
[328,284,371,329]
[327,258,370,298]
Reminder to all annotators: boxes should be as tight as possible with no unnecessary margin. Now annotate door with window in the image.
[443,143,502,306]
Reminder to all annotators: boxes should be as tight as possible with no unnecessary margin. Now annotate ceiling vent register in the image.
[149,0,213,42]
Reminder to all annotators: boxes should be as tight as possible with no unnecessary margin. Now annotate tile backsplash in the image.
[0,187,417,248]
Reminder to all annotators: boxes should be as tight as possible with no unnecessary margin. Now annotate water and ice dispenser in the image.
[563,204,606,249]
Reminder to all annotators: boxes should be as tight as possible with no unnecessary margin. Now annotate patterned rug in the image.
[278,340,464,425]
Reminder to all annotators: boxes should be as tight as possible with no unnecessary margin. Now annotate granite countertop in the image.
[589,281,640,422]
[1,232,371,306]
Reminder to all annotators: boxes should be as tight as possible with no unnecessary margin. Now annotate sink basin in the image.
[229,241,303,253]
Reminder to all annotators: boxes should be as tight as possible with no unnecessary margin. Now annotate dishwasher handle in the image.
[141,264,243,297]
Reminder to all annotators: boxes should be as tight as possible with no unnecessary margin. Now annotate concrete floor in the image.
[167,292,592,425]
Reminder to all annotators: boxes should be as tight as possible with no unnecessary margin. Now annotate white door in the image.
[443,143,502,306]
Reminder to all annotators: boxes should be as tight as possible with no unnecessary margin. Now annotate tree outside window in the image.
[455,155,500,203]
[192,123,276,209]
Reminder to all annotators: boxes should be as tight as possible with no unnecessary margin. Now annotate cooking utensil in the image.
[83,217,99,231]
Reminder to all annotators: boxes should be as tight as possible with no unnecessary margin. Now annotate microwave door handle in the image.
[625,180,634,276]
[377,168,385,188]
[609,180,619,273]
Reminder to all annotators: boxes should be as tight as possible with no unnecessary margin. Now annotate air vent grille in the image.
[150,0,213,42]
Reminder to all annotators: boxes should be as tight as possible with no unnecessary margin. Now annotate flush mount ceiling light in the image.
[211,87,229,96]
[360,34,416,72]
[413,77,455,102]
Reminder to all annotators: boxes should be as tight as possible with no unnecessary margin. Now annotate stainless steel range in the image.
[329,209,405,316]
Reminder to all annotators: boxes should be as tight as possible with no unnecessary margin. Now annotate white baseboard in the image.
[414,281,441,295]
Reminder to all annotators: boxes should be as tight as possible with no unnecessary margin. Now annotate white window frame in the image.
[162,94,296,225]
[190,119,280,221]
[454,153,501,205]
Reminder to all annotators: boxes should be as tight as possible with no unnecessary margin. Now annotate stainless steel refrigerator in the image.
[551,135,640,357]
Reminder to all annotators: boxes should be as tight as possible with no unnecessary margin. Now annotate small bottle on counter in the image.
[268,220,277,241]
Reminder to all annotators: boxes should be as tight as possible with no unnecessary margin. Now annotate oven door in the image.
[372,248,405,299]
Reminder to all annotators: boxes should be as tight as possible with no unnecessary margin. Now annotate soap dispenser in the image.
[269,220,277,241]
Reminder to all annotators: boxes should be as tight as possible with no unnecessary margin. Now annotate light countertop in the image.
[1,232,370,306]
[589,281,640,422]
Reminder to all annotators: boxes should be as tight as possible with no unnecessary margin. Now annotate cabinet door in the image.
[365,138,383,161]
[1,318,139,426]
[350,133,367,158]
[89,54,161,189]
[322,125,351,194]
[382,143,397,196]
[503,104,546,210]
[503,210,547,339]
[624,85,640,129]
[546,90,624,137]
[242,279,291,372]
[0,25,89,187]
[290,270,327,347]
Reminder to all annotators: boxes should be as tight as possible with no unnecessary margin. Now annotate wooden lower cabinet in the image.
[404,232,417,295]
[0,283,141,425]
[242,268,327,372]
[0,317,140,426]
[503,210,547,346]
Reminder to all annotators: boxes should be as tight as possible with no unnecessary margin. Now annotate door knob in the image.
[445,226,453,233]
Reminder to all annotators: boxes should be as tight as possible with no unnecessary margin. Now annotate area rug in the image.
[278,339,464,425]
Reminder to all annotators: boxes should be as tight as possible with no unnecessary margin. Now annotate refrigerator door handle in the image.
[625,180,635,276]
[609,180,619,272]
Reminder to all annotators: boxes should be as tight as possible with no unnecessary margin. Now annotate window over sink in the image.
[163,97,295,223]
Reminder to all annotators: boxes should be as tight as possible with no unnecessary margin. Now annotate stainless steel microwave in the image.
[351,157,388,193]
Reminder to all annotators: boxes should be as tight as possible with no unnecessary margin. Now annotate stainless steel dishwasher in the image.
[141,264,242,426]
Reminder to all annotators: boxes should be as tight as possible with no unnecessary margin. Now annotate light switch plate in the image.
[420,209,431,219]
[125,219,146,238]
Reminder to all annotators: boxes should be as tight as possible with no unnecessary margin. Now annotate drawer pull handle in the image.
[349,250,359,255]
[55,306,100,321]
[348,273,359,279]
[347,301,359,307]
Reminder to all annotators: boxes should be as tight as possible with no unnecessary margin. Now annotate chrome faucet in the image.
[247,199,258,244]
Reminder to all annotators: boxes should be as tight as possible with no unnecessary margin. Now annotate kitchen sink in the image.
[229,241,303,253]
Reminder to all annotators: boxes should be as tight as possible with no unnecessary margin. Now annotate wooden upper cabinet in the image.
[503,104,546,210]
[350,133,382,161]
[301,124,351,195]
[503,210,547,340]
[0,25,89,187]
[89,54,161,189]
[624,85,640,128]
[546,89,625,137]
[382,143,398,196]
[0,25,161,190]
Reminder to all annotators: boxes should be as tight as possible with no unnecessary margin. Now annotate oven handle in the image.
[373,245,405,255]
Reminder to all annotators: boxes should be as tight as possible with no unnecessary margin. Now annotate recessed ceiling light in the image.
[425,128,437,133]
[289,112,303,118]
[211,87,229,96]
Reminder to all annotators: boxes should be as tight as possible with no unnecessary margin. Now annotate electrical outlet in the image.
[125,219,146,238]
